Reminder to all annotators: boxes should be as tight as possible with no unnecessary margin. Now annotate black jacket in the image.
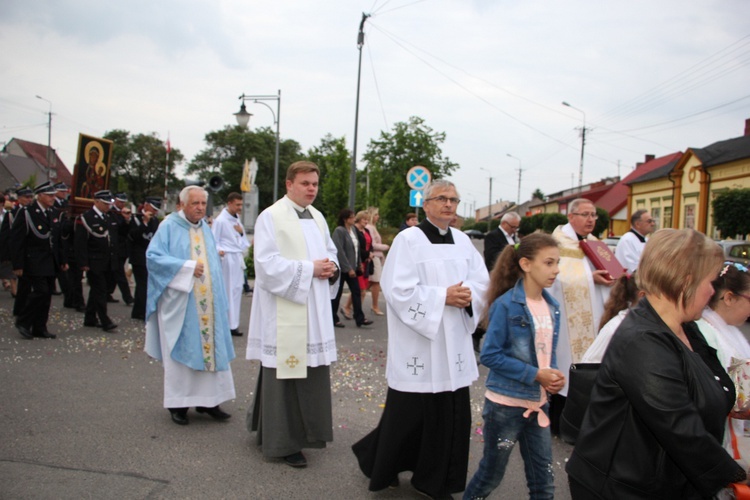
[128,214,159,267]
[75,208,118,271]
[483,227,511,271]
[566,299,745,499]
[10,202,65,276]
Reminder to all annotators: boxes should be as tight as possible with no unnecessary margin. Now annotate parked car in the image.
[717,240,750,266]
[602,237,620,252]
[463,229,485,240]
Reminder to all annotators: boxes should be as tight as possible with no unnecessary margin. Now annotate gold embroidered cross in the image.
[285,355,300,369]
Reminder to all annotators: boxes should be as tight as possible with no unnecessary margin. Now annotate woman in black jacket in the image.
[566,228,747,499]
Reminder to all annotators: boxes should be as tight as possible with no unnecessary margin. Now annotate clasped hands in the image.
[535,368,566,394]
[446,281,472,308]
[313,258,337,280]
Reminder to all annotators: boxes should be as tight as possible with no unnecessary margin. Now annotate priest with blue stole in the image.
[145,186,236,426]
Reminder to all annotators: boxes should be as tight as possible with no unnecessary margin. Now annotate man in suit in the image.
[483,211,521,271]
[129,197,160,321]
[51,182,70,299]
[76,190,118,332]
[10,181,67,339]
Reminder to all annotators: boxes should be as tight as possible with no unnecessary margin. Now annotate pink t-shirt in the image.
[486,296,553,426]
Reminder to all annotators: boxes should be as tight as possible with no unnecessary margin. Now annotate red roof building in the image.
[2,138,72,186]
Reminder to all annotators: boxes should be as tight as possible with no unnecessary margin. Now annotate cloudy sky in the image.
[2,0,749,216]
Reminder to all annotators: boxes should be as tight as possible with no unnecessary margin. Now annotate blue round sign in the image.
[407,166,431,190]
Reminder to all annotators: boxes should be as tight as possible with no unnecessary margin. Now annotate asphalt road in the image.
[0,276,574,500]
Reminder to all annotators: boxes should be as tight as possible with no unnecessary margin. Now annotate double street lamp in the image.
[235,90,281,201]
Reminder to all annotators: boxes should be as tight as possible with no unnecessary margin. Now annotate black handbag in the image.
[559,363,600,445]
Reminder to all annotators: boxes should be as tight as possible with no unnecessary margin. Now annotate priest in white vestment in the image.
[212,192,250,337]
[352,180,490,498]
[145,186,236,426]
[246,161,339,469]
[615,209,655,273]
[548,198,613,433]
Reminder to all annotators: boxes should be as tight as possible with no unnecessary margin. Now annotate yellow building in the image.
[628,120,750,237]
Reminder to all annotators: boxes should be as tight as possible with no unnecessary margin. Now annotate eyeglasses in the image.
[425,196,461,205]
[645,219,655,224]
[122,211,132,215]
[507,224,520,230]
[571,212,598,220]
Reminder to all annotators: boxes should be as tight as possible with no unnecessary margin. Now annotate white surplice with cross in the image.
[381,226,490,393]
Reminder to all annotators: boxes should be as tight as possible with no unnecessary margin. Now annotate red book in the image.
[579,240,627,280]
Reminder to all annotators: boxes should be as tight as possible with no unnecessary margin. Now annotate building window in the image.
[663,206,673,229]
[651,207,661,230]
[684,204,695,229]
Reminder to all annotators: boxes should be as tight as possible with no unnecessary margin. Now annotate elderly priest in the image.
[145,186,236,426]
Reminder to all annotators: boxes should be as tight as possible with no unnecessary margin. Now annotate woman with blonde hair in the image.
[365,207,389,315]
[567,229,746,499]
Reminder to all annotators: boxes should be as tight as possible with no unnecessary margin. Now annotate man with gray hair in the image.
[353,179,490,498]
[145,186,236,426]
[484,211,521,270]
[615,209,655,273]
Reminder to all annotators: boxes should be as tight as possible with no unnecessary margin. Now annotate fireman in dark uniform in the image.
[2,187,35,315]
[10,182,67,339]
[75,190,118,331]
[107,192,134,305]
[52,182,70,300]
[129,197,161,320]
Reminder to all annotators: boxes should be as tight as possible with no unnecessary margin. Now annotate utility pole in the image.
[349,12,371,210]
[36,95,52,181]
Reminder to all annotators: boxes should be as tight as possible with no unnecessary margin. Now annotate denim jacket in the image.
[481,278,561,401]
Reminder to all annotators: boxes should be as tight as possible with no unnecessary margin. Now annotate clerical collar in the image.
[575,233,586,241]
[629,228,647,243]
[285,196,313,219]
[418,218,454,244]
[178,210,202,228]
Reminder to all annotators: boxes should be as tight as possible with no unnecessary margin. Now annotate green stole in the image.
[268,198,328,379]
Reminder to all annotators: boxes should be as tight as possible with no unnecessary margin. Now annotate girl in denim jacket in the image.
[464,233,563,500]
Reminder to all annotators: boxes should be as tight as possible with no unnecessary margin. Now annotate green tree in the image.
[363,116,459,226]
[104,130,183,203]
[186,125,302,210]
[713,188,750,238]
[542,213,568,233]
[307,134,351,226]
[594,207,611,238]
[532,188,545,201]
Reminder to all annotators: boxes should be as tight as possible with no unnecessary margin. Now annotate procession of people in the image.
[4,166,750,500]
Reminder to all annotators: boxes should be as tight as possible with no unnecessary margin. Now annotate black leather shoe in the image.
[76,306,87,313]
[102,323,118,332]
[124,299,134,306]
[34,330,57,339]
[107,296,119,303]
[230,329,243,337]
[196,406,231,420]
[16,324,33,340]
[51,290,62,296]
[83,320,102,328]
[131,314,145,321]
[169,409,189,426]
[283,452,307,468]
[358,319,374,327]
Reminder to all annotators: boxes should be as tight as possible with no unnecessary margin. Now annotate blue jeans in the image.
[463,399,554,500]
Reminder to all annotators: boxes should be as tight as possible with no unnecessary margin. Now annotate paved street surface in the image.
[0,276,574,499]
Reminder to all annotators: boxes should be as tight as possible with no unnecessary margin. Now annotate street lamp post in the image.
[506,153,523,204]
[235,90,281,201]
[562,101,587,189]
[35,95,52,181]
[349,12,371,210]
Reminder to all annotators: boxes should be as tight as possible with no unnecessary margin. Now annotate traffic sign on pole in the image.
[410,189,424,207]
[407,166,431,190]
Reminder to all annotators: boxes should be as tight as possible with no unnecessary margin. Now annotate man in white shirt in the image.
[615,209,655,273]
[212,192,250,337]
